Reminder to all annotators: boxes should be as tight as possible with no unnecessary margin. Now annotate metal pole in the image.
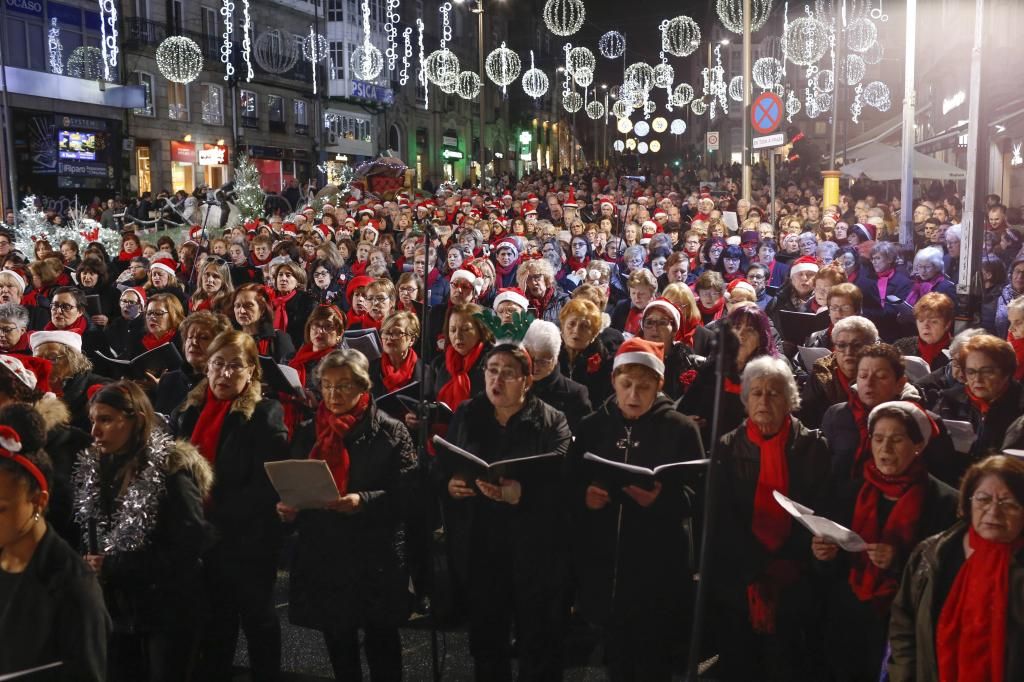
[770,150,776,227]
[477,0,485,184]
[0,0,19,222]
[898,0,917,246]
[741,0,752,201]
[959,0,988,310]
[829,3,843,168]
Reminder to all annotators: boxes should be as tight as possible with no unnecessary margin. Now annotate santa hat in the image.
[321,202,335,211]
[524,206,538,217]
[613,337,665,377]
[789,256,820,277]
[642,298,681,330]
[653,209,668,219]
[564,186,578,209]
[725,278,757,300]
[450,267,485,296]
[493,287,529,311]
[725,235,741,247]
[302,205,315,214]
[850,223,875,242]
[316,223,334,240]
[29,330,82,354]
[599,199,615,210]
[361,223,380,244]
[0,354,51,393]
[189,225,204,241]
[868,401,939,447]
[358,206,374,217]
[282,222,298,235]
[495,239,520,260]
[527,194,539,203]
[243,220,260,233]
[641,220,658,235]
[0,270,25,292]
[501,191,513,201]
[150,258,177,277]
[120,286,146,306]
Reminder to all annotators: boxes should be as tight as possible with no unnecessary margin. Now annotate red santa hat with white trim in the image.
[725,278,757,300]
[564,186,578,209]
[868,401,939,447]
[450,267,485,296]
[642,298,681,330]
[492,287,529,312]
[789,255,820,277]
[612,337,665,377]
[150,257,177,277]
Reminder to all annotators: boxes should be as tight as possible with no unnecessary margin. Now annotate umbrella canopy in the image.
[841,145,967,181]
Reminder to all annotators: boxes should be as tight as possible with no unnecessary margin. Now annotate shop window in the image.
[168,82,190,121]
[136,146,152,194]
[294,100,309,135]
[133,72,155,117]
[201,83,224,125]
[268,95,285,133]
[240,89,258,128]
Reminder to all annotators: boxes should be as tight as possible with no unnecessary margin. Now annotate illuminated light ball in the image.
[753,57,783,90]
[567,46,596,76]
[585,100,605,119]
[690,99,708,115]
[862,40,883,65]
[716,0,773,34]
[786,90,802,116]
[662,16,700,57]
[455,70,482,99]
[862,81,890,109]
[439,77,458,94]
[352,44,384,81]
[543,0,585,37]
[616,116,633,134]
[638,141,649,154]
[782,16,829,66]
[649,140,661,153]
[254,30,299,74]
[612,100,633,119]
[624,62,655,92]
[845,18,877,53]
[522,67,549,98]
[425,48,460,86]
[302,33,330,61]
[599,31,626,59]
[644,100,656,115]
[625,138,637,150]
[573,67,594,88]
[613,139,625,152]
[843,54,866,85]
[156,36,203,84]
[652,117,668,133]
[729,75,745,102]
[670,119,686,135]
[485,43,521,86]
[814,69,834,94]
[674,83,694,106]
[634,120,650,137]
[563,91,583,113]
[653,63,675,89]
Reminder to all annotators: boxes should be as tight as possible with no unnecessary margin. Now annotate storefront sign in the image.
[5,0,43,17]
[199,144,228,166]
[351,80,394,105]
[170,141,196,163]
[246,145,284,160]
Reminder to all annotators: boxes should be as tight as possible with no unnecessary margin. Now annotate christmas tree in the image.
[13,196,121,257]
[234,154,266,221]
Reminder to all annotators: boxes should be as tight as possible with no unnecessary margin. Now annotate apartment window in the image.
[330,42,345,80]
[5,17,45,71]
[347,43,357,82]
[168,82,190,121]
[133,72,155,117]
[327,0,343,22]
[201,83,224,125]
[347,0,358,24]
[294,100,309,135]
[171,0,185,33]
[268,94,285,133]
[135,0,150,20]
[240,89,258,127]
[200,7,218,55]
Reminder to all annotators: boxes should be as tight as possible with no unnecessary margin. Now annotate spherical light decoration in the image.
[670,119,686,135]
[425,48,460,86]
[522,67,549,98]
[616,117,633,134]
[567,46,595,76]
[785,90,802,117]
[862,40,883,65]
[814,69,834,93]
[155,36,203,84]
[624,62,655,92]
[753,57,783,90]
[613,139,625,152]
[67,46,104,80]
[875,97,891,113]
[644,100,657,115]
[633,120,650,137]
[652,117,668,133]
[649,140,661,153]
[690,99,707,116]
[814,92,832,111]
[543,0,585,37]
[599,31,626,59]
[782,16,829,66]
[485,43,521,87]
[673,83,695,106]
[621,82,647,108]
[563,91,583,113]
[612,100,633,119]
[573,67,594,88]
[439,77,458,94]
[638,141,649,154]
[253,30,298,74]
[653,63,675,89]
[845,18,877,53]
[352,44,384,81]
[863,80,890,109]
[844,53,866,85]
[455,70,482,99]
[662,16,700,57]
[716,0,773,34]
[625,138,637,150]
[728,75,745,102]
[585,100,605,119]
[301,33,329,62]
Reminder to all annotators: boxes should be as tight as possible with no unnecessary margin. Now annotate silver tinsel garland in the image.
[14,195,121,257]
[73,430,176,554]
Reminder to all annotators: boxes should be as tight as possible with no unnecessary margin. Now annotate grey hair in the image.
[914,246,945,272]
[816,240,839,259]
[740,356,800,412]
[870,241,899,263]
[950,327,986,358]
[315,348,371,392]
[623,245,647,263]
[0,303,29,329]
[522,319,562,358]
[832,315,880,344]
[945,225,962,242]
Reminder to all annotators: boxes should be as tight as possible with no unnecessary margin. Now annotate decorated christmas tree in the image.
[234,154,266,222]
[13,196,121,257]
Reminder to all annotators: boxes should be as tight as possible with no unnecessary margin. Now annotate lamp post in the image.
[456,0,487,183]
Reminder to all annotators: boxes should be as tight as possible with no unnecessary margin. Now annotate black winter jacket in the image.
[530,365,593,431]
[559,327,624,407]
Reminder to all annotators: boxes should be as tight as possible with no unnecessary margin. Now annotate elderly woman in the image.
[888,455,1024,682]
[936,334,1022,464]
[522,319,592,431]
[805,282,863,350]
[270,260,316,349]
[804,265,846,314]
[866,241,913,341]
[370,310,422,401]
[558,298,624,407]
[894,292,955,372]
[364,278,396,330]
[0,302,31,355]
[570,338,704,681]
[154,311,232,414]
[995,255,1024,339]
[813,400,958,682]
[800,315,880,428]
[31,330,109,432]
[45,287,110,360]
[708,356,830,680]
[0,268,26,306]
[232,283,295,363]
[125,293,184,361]
[907,246,957,307]
[640,297,704,400]
[189,258,234,315]
[516,257,570,325]
[278,349,416,681]
[288,304,346,391]
[76,382,213,681]
[75,257,119,328]
[611,269,657,337]
[170,330,289,682]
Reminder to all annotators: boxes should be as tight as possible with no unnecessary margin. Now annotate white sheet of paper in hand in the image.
[264,460,340,509]
[944,420,976,454]
[772,490,868,552]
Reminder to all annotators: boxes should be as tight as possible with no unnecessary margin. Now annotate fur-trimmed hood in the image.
[34,393,71,432]
[163,436,214,498]
[181,377,260,420]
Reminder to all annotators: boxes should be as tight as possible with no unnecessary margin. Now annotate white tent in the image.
[840,145,967,181]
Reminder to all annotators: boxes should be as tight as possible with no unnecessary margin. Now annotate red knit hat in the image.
[345,275,376,304]
[613,337,665,377]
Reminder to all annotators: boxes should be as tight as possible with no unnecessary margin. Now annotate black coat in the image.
[426,344,488,409]
[570,395,704,626]
[286,404,418,631]
[662,342,705,401]
[247,319,295,364]
[79,283,120,321]
[530,365,593,431]
[102,315,144,360]
[677,362,746,447]
[61,370,111,433]
[281,290,317,350]
[153,361,203,415]
[894,335,951,372]
[935,380,1024,469]
[0,525,110,681]
[559,327,624,407]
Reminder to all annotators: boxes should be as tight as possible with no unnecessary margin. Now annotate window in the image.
[240,89,258,127]
[200,7,218,56]
[201,83,223,125]
[5,17,45,71]
[326,113,372,142]
[347,43,357,81]
[327,0,343,22]
[168,82,190,121]
[172,0,185,33]
[135,0,150,20]
[268,94,285,132]
[330,41,345,80]
[133,72,155,117]
[294,100,309,134]
[347,0,358,24]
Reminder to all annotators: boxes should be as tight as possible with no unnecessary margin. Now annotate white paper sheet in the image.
[264,460,340,509]
[773,490,868,552]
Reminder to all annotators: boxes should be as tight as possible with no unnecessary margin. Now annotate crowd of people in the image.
[1,161,1023,682]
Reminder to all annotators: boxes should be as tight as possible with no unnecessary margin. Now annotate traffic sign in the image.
[753,132,786,150]
[751,92,783,135]
[706,131,720,151]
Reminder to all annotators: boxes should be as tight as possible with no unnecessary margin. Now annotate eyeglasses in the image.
[0,325,20,335]
[642,318,674,330]
[971,493,1023,515]
[828,305,856,314]
[146,310,169,318]
[485,367,525,382]
[834,341,867,353]
[321,381,361,394]
[398,285,418,294]
[50,303,77,313]
[209,359,251,375]
[382,330,411,340]
[964,367,1001,380]
[310,323,340,334]
[367,295,390,304]
[37,352,67,362]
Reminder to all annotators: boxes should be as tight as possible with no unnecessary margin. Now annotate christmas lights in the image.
[98,0,118,81]
[716,0,772,34]
[670,119,686,135]
[845,18,877,52]
[241,0,253,81]
[253,30,298,75]
[220,0,234,81]
[400,27,412,85]
[599,31,626,59]
[522,51,549,99]
[156,37,203,83]
[661,16,700,58]
[417,18,428,108]
[456,70,482,99]
[752,57,783,90]
[385,0,400,74]
[485,42,520,93]
[783,15,829,66]
[543,0,585,37]
[563,91,583,113]
[425,49,460,86]
[585,100,604,119]
[47,18,63,75]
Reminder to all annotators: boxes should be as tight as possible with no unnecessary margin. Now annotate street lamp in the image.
[454,0,495,183]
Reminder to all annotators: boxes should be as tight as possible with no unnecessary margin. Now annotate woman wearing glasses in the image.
[638,298,703,401]
[288,305,346,393]
[188,258,234,315]
[170,330,289,682]
[812,401,958,682]
[125,294,183,362]
[43,287,111,361]
[308,259,342,306]
[31,330,110,432]
[888,455,1024,682]
[278,349,416,681]
[370,311,423,410]
[799,316,880,429]
[363,279,397,330]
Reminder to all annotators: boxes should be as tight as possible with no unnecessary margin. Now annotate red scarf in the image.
[118,249,139,262]
[190,388,233,463]
[350,260,368,276]
[696,296,725,323]
[848,458,928,610]
[624,307,643,336]
[426,267,441,290]
[848,390,872,478]
[141,329,176,351]
[1009,332,1024,381]
[1,332,31,355]
[527,287,554,317]
[191,297,213,312]
[436,342,484,410]
[271,290,296,332]
[918,332,951,366]
[966,385,993,416]
[876,268,895,300]
[288,343,334,387]
[724,377,742,394]
[676,315,700,347]
[936,526,1024,682]
[309,393,371,494]
[748,416,793,551]
[494,256,520,281]
[567,255,590,271]
[380,349,418,393]
[45,315,88,335]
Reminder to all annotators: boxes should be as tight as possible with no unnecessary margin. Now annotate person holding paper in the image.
[442,341,571,681]
[708,356,830,681]
[125,294,183,363]
[893,293,954,373]
[812,401,957,682]
[888,455,1024,682]
[279,349,417,682]
[170,330,289,682]
[75,257,119,329]
[75,382,214,682]
[570,338,703,682]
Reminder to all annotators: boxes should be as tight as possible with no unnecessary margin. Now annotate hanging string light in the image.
[485,42,521,94]
[702,43,729,119]
[845,17,877,52]
[752,56,783,90]
[522,50,549,99]
[399,27,412,85]
[653,63,674,89]
[241,0,253,81]
[598,31,625,59]
[417,17,427,108]
[220,0,234,81]
[850,82,863,123]
[716,0,773,34]
[543,0,585,37]
[352,0,383,81]
[303,26,329,93]
[785,88,801,121]
[47,18,63,75]
[661,16,700,58]
[385,0,400,74]
[97,0,118,81]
